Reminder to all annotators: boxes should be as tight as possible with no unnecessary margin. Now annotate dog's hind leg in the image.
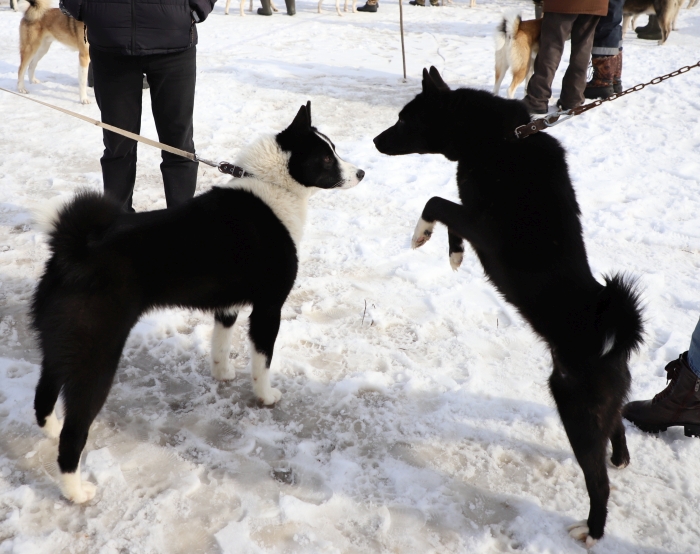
[35,366,64,440]
[17,31,43,94]
[78,49,91,104]
[28,36,52,85]
[493,57,507,97]
[609,412,630,468]
[211,309,238,381]
[248,303,283,405]
[448,231,465,271]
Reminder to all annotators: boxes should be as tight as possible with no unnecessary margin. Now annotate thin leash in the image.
[0,86,252,178]
[514,59,700,140]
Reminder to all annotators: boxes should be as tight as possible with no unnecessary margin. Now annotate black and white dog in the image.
[31,102,364,503]
[373,68,643,546]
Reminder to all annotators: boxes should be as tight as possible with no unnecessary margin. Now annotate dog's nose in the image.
[356,169,365,181]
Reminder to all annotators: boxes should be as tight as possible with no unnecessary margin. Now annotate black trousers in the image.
[524,13,600,111]
[91,46,198,211]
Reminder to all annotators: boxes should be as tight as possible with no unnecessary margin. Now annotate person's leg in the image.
[559,14,600,110]
[524,12,576,113]
[686,318,700,378]
[91,48,144,212]
[143,47,198,208]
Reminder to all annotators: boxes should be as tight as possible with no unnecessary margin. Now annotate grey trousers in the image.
[524,12,600,111]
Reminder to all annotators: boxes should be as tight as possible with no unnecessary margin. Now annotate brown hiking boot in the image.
[623,352,700,437]
[612,50,622,94]
[584,55,615,99]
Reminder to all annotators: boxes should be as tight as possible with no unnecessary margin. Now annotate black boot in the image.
[584,55,616,99]
[357,0,378,11]
[284,0,295,14]
[636,15,662,40]
[409,0,425,4]
[623,352,700,437]
[257,0,273,15]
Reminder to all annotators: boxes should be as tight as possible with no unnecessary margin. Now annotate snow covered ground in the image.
[1,0,700,551]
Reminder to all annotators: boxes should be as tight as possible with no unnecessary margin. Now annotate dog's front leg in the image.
[211,309,239,380]
[412,196,485,264]
[249,303,283,405]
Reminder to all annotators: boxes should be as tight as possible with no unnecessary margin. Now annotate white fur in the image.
[449,251,463,271]
[42,410,64,439]
[60,461,97,503]
[567,521,598,548]
[601,332,616,356]
[493,11,538,99]
[33,195,70,234]
[412,218,435,249]
[219,134,315,248]
[78,62,90,104]
[211,318,237,380]
[318,0,357,16]
[250,348,282,405]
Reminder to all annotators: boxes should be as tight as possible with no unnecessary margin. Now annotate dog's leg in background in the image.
[17,34,43,94]
[609,412,630,468]
[78,49,91,104]
[27,37,52,86]
[448,231,465,271]
[493,49,508,97]
[621,14,632,36]
[270,0,279,11]
[211,309,239,380]
[248,303,283,405]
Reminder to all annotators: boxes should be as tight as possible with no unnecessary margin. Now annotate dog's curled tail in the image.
[495,11,521,50]
[20,0,51,21]
[40,190,122,284]
[596,274,644,358]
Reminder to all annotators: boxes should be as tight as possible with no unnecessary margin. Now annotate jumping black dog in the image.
[374,67,643,546]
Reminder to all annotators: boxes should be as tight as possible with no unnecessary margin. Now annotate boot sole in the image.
[633,422,700,437]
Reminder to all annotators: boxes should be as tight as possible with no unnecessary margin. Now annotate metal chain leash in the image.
[514,60,700,140]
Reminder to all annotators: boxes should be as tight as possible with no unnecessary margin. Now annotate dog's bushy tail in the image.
[21,0,51,22]
[495,11,521,50]
[595,274,644,358]
[39,190,122,285]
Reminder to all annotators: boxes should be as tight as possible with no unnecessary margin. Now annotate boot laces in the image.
[652,357,684,404]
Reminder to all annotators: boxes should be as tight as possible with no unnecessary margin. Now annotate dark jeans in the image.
[592,0,624,56]
[91,46,198,212]
[525,12,600,111]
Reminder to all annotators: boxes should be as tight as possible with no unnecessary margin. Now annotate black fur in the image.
[31,103,362,481]
[374,67,643,542]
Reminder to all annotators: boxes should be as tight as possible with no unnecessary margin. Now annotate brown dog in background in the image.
[17,0,90,104]
[493,12,542,99]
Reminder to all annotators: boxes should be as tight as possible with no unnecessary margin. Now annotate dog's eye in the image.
[323,156,331,164]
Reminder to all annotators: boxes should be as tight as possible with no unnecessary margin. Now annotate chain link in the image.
[514,60,700,139]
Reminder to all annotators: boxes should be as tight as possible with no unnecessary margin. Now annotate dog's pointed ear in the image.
[285,103,311,134]
[422,67,445,96]
[429,66,450,91]
[306,101,312,125]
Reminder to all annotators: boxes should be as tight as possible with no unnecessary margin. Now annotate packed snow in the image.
[1,0,700,552]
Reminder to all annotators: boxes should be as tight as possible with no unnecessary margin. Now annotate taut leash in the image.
[514,59,700,140]
[0,86,252,178]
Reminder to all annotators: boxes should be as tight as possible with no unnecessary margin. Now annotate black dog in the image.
[374,67,643,546]
[32,102,364,503]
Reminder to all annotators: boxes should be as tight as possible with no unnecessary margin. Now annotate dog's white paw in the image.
[567,521,598,548]
[30,78,41,84]
[412,218,434,249]
[18,86,28,94]
[61,473,97,504]
[80,97,91,105]
[256,387,282,405]
[211,360,236,381]
[42,411,64,439]
[449,251,463,271]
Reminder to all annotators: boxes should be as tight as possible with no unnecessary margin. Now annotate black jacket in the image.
[60,0,216,55]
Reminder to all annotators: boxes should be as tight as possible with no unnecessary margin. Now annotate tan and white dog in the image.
[317,0,357,16]
[17,0,90,104]
[621,0,684,44]
[493,12,542,99]
[225,0,279,16]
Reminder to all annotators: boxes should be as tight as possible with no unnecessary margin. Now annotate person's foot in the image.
[357,0,378,11]
[409,0,425,4]
[522,96,548,115]
[584,54,615,99]
[258,0,273,15]
[623,352,700,437]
